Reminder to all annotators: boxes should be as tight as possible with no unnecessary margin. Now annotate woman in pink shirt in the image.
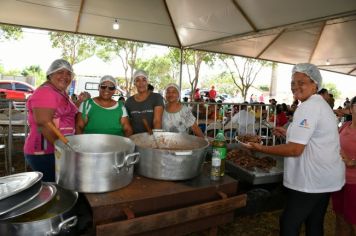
[24,59,78,181]
[332,95,356,235]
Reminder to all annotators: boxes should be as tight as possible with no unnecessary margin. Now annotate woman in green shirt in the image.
[76,75,133,137]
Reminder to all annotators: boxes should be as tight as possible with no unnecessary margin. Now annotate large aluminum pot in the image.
[55,134,140,193]
[130,132,209,180]
[0,185,78,236]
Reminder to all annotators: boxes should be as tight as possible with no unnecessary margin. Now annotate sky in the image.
[0,28,355,106]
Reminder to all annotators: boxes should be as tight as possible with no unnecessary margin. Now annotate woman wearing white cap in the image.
[243,63,345,236]
[76,75,133,136]
[163,83,204,137]
[125,69,164,134]
[24,59,78,182]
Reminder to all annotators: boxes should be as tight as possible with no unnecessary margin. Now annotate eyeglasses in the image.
[99,85,116,91]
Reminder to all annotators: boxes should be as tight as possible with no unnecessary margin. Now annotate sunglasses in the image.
[99,85,116,91]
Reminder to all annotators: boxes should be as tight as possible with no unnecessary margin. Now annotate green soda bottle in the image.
[210,130,227,180]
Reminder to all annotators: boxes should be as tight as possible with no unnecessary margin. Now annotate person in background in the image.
[318,88,331,107]
[194,88,200,101]
[275,104,288,127]
[329,93,335,109]
[332,95,356,236]
[148,84,154,92]
[125,69,164,134]
[243,63,345,236]
[76,75,132,137]
[24,59,78,182]
[209,85,217,100]
[230,102,256,135]
[162,83,204,137]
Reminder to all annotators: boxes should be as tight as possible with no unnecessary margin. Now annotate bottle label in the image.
[212,147,227,160]
[212,157,221,167]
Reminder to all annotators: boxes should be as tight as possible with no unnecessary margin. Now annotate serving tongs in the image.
[142,118,160,149]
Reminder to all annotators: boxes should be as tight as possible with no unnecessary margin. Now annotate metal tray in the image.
[226,144,284,184]
[0,183,57,220]
[0,172,43,200]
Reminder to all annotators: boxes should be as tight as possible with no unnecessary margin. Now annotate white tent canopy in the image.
[1,0,356,75]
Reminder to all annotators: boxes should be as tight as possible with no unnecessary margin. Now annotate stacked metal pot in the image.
[0,172,78,236]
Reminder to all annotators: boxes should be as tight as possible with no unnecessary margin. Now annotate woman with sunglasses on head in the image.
[24,59,78,182]
[243,63,345,236]
[125,69,164,134]
[76,75,133,137]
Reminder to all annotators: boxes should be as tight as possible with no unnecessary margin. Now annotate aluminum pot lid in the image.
[0,172,43,200]
[0,182,57,220]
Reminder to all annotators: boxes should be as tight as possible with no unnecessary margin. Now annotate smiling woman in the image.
[76,75,133,137]
[24,59,78,182]
[242,63,345,236]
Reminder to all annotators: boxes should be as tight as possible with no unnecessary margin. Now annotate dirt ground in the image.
[216,204,335,236]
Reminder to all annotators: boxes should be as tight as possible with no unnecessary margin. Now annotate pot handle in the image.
[113,153,126,173]
[47,215,78,235]
[174,151,193,156]
[124,152,140,171]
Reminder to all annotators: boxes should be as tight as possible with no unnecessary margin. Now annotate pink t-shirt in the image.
[339,122,356,184]
[24,84,78,155]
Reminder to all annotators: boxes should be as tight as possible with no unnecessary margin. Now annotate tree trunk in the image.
[269,63,278,98]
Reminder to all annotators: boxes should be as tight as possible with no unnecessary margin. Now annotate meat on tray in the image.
[227,149,276,172]
[236,134,261,144]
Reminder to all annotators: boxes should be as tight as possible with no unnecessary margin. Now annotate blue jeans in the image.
[25,153,55,182]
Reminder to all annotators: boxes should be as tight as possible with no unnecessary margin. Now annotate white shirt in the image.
[284,94,345,193]
[231,109,256,135]
[162,105,196,133]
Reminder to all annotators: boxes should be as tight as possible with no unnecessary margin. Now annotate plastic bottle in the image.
[210,129,227,180]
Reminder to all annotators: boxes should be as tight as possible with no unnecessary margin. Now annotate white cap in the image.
[165,83,180,98]
[46,59,74,77]
[100,75,117,86]
[292,63,322,90]
[133,69,148,81]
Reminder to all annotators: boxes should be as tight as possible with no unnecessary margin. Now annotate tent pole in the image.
[179,47,183,96]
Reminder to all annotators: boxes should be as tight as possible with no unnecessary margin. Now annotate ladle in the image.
[46,122,76,151]
[142,118,160,149]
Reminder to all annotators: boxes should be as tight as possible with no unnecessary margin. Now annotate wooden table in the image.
[85,166,246,236]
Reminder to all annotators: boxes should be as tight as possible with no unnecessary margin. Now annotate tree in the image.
[49,32,96,65]
[168,48,216,100]
[0,24,23,41]
[21,65,46,86]
[136,56,173,91]
[96,38,145,96]
[218,55,269,101]
[324,82,341,99]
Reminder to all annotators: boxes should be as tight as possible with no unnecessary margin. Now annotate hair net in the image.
[46,59,74,77]
[165,83,180,98]
[133,69,148,81]
[292,63,322,90]
[100,75,117,86]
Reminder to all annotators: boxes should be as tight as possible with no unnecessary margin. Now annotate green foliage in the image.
[0,24,23,41]
[95,37,145,95]
[168,48,217,99]
[218,55,267,100]
[49,32,96,65]
[136,56,173,91]
[258,85,270,92]
[324,82,341,99]
[21,65,46,86]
